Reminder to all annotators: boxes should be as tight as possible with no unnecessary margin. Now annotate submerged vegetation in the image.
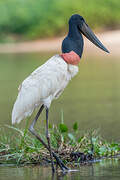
[0,0,120,42]
[0,121,120,166]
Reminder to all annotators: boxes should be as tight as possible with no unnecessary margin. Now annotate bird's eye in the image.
[80,17,84,21]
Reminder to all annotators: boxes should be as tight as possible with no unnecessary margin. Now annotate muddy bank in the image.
[0,30,119,57]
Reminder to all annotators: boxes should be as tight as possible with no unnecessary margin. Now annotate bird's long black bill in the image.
[79,22,109,53]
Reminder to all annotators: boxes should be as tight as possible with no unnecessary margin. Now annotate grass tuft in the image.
[0,122,120,166]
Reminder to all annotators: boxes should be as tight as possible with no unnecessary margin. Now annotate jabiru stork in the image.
[12,14,109,172]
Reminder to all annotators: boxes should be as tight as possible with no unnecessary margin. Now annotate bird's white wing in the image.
[12,55,70,124]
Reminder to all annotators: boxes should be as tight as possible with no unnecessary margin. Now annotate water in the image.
[0,159,120,180]
[0,53,120,179]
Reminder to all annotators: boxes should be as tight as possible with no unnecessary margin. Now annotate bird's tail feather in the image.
[12,98,34,124]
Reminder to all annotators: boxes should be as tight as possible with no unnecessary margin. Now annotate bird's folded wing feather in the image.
[12,55,69,124]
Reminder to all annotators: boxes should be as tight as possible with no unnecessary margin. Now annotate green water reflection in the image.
[0,158,120,180]
[0,53,120,140]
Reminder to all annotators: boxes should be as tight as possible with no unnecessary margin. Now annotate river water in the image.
[0,158,120,180]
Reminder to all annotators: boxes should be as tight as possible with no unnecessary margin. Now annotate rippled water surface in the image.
[0,159,120,180]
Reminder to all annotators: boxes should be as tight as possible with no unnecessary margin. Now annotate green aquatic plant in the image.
[0,121,120,166]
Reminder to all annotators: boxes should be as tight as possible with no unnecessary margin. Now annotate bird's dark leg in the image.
[29,105,69,172]
[45,107,55,172]
[29,104,44,129]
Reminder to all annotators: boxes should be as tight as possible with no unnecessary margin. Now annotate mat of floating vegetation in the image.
[0,123,120,166]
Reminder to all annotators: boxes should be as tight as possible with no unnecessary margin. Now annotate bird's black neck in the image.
[62,24,84,58]
[68,24,81,39]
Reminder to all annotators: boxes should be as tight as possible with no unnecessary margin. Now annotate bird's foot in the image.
[52,152,69,172]
[29,125,69,172]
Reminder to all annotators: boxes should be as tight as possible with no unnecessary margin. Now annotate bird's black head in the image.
[69,14,85,28]
[62,14,109,58]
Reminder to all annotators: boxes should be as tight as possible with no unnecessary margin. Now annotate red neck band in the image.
[60,51,80,65]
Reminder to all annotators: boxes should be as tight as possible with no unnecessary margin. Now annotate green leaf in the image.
[59,123,68,133]
[73,122,78,131]
[78,136,84,143]
[61,109,64,124]
[99,146,107,155]
[49,123,52,129]
[91,137,97,144]
[68,133,76,142]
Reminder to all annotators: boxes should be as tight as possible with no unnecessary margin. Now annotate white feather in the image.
[12,55,78,124]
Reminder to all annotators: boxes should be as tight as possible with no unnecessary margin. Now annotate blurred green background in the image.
[0,0,120,42]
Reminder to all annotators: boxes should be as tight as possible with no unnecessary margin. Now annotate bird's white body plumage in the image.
[12,55,79,124]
